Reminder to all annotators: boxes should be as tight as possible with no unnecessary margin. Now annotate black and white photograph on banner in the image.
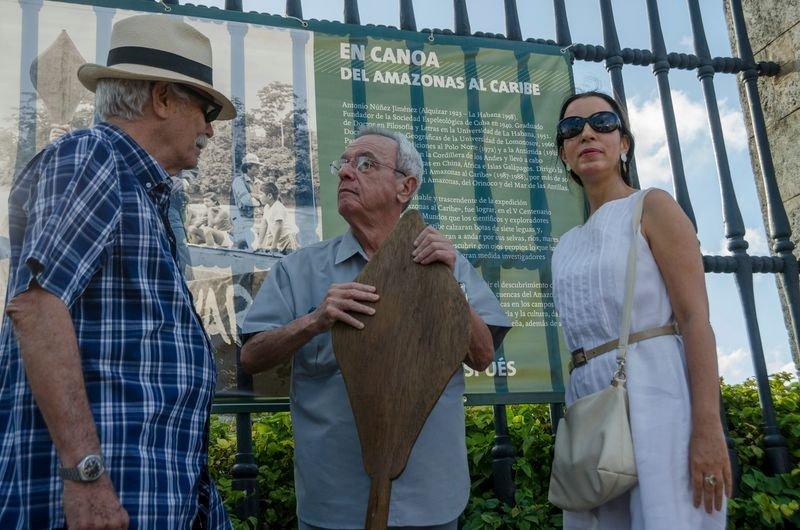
[0,3,322,397]
[173,18,321,397]
[182,81,318,258]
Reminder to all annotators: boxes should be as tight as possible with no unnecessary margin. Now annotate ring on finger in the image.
[703,474,717,487]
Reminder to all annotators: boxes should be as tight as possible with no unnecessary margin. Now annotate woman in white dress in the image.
[551,91,730,529]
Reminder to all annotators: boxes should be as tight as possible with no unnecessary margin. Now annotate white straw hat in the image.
[77,14,235,120]
[243,153,262,166]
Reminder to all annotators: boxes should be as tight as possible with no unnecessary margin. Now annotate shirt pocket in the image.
[293,332,340,378]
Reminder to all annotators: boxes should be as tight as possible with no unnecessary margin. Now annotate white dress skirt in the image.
[551,190,727,529]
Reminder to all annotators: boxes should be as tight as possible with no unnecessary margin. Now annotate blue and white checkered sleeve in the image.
[11,134,122,307]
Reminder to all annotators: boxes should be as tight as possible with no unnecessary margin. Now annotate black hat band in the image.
[107,46,212,85]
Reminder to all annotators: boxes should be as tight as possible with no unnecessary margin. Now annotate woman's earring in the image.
[620,152,628,163]
[565,163,571,172]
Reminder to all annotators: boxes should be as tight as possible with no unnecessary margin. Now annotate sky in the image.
[84,0,800,382]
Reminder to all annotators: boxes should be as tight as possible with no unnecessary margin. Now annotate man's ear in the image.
[397,175,419,205]
[559,146,567,166]
[150,82,172,119]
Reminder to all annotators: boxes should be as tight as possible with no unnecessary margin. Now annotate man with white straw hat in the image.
[0,13,234,530]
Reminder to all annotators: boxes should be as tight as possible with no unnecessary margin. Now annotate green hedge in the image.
[209,373,799,529]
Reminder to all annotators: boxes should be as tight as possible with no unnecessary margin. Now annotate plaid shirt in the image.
[0,123,230,529]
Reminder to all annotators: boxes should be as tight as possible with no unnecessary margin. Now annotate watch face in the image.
[79,455,104,481]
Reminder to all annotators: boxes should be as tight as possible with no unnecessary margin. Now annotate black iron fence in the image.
[155,0,798,521]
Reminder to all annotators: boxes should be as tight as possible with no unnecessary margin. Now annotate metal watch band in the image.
[58,466,83,481]
[58,454,105,482]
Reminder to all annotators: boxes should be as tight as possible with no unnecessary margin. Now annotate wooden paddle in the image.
[331,210,470,530]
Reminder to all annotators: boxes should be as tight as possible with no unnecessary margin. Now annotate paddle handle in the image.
[365,473,392,530]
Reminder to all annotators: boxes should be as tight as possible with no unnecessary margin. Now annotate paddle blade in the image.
[332,210,470,514]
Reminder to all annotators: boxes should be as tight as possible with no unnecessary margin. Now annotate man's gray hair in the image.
[94,79,190,121]
[356,125,423,180]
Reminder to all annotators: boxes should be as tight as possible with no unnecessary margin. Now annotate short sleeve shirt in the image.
[0,123,230,529]
[242,230,511,528]
[232,176,256,208]
[264,201,298,235]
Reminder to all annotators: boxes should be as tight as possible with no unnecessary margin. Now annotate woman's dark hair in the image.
[555,91,635,187]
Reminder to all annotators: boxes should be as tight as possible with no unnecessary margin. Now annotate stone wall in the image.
[725,0,800,369]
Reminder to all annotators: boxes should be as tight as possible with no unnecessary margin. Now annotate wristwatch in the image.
[58,454,105,482]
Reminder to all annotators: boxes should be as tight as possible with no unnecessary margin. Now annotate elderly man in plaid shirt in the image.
[0,15,235,530]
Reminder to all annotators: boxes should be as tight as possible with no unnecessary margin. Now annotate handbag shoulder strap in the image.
[616,188,652,374]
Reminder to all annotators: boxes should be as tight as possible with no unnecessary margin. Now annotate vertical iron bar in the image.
[228,20,248,246]
[647,0,736,487]
[407,42,438,226]
[492,405,516,505]
[504,0,522,41]
[14,0,42,176]
[224,0,242,10]
[549,403,563,436]
[730,0,800,375]
[232,349,259,521]
[553,0,572,47]
[719,393,741,497]
[286,0,303,19]
[344,0,360,25]
[94,7,114,70]
[226,19,259,522]
[549,0,573,497]
[454,0,471,36]
[291,29,319,247]
[598,0,639,188]
[399,0,416,31]
[348,33,367,131]
[460,45,502,390]
[511,45,564,412]
[687,0,790,475]
[644,0,696,228]
[92,5,115,124]
[460,25,516,501]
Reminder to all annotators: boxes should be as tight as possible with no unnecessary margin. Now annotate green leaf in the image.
[207,376,800,529]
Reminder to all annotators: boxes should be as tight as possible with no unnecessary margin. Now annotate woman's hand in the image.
[690,423,732,513]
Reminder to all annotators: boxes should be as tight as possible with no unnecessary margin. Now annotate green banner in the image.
[313,34,580,401]
[0,0,582,405]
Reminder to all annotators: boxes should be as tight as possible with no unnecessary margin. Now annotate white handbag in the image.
[548,189,652,512]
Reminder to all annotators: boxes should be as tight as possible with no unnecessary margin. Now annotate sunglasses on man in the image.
[179,84,223,123]
[557,111,621,141]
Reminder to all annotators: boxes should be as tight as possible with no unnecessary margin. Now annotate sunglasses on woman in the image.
[557,111,621,140]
